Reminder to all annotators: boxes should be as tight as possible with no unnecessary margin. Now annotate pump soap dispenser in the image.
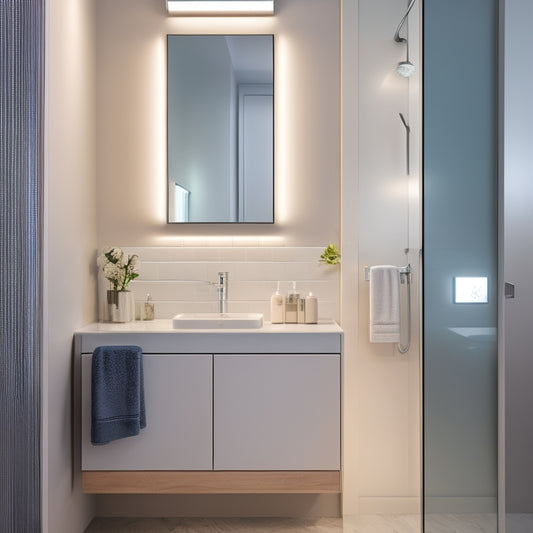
[304,292,318,324]
[285,281,299,324]
[270,282,285,324]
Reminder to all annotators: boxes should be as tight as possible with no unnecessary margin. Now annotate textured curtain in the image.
[0,0,44,531]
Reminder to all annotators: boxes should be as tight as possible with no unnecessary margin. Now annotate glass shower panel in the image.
[424,0,498,531]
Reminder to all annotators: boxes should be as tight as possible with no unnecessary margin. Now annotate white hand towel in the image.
[369,265,401,343]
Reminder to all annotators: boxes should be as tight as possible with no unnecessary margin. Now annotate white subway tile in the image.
[227,280,338,302]
[216,248,248,261]
[271,247,324,262]
[153,300,218,318]
[204,263,243,282]
[151,300,338,322]
[223,301,254,313]
[122,246,326,264]
[131,280,215,302]
[121,247,180,261]
[156,261,210,281]
[258,237,286,247]
[231,237,262,247]
[317,301,340,322]
[244,247,275,262]
[137,261,159,280]
[232,262,289,281]
[104,246,339,321]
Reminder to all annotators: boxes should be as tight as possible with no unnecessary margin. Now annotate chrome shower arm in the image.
[394,0,416,43]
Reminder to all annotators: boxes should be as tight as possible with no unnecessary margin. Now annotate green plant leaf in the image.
[320,244,341,265]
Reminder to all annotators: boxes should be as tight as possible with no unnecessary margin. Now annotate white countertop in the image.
[75,319,343,354]
[76,318,342,334]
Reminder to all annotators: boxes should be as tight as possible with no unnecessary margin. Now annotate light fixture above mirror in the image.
[167,0,274,16]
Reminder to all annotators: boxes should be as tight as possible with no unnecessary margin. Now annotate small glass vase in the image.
[107,290,134,323]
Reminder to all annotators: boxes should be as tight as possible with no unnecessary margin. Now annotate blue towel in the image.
[91,345,146,445]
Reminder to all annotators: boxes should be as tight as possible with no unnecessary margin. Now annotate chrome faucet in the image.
[217,272,228,314]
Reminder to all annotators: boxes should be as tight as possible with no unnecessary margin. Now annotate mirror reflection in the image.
[167,35,274,223]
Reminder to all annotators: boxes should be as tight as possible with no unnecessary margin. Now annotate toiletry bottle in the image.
[143,293,155,320]
[285,282,299,323]
[297,297,306,323]
[270,282,285,324]
[304,292,318,324]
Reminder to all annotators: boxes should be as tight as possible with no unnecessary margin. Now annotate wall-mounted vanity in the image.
[167,35,274,224]
[76,320,342,494]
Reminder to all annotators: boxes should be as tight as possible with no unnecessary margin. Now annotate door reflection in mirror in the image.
[167,35,274,223]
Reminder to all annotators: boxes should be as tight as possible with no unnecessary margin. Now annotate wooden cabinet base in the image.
[82,470,341,494]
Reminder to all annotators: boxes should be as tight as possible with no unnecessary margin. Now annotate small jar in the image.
[142,293,155,320]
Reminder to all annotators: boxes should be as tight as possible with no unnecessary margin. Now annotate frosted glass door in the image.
[424,0,498,529]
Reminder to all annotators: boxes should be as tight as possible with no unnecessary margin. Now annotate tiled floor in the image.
[84,513,533,532]
[84,517,344,533]
[84,515,420,533]
[506,514,533,533]
[424,514,496,533]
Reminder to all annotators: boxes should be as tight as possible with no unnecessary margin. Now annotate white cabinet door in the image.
[214,354,340,470]
[82,354,212,471]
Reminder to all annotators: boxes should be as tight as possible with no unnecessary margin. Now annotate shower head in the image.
[394,0,417,77]
[396,60,416,77]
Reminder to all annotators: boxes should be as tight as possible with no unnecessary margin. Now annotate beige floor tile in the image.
[88,513,530,533]
[85,517,344,533]
[506,514,533,533]
[424,514,497,533]
[343,514,420,533]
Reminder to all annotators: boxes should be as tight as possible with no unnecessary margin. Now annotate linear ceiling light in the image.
[167,0,274,15]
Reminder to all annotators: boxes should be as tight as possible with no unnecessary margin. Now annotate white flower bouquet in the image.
[97,246,139,291]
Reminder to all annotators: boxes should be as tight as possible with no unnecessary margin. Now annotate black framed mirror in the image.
[167,35,274,223]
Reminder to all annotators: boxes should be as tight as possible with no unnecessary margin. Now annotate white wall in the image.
[341,0,422,515]
[94,0,340,247]
[113,246,339,321]
[44,0,98,531]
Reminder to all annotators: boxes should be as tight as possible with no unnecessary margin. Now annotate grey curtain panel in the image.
[1,0,44,531]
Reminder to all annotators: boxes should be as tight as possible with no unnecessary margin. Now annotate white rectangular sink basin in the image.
[172,313,263,330]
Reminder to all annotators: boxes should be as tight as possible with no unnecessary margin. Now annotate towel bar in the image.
[364,264,412,354]
[364,264,411,281]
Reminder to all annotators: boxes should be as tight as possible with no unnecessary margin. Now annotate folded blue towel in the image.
[91,345,146,445]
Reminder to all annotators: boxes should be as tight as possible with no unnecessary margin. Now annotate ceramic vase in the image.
[107,290,133,323]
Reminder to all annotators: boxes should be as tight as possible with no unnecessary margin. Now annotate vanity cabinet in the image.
[76,321,343,494]
[214,354,340,471]
[81,354,212,471]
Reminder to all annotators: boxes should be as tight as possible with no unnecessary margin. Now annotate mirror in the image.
[167,35,274,223]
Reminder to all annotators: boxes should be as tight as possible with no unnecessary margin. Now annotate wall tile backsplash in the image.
[98,247,340,322]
